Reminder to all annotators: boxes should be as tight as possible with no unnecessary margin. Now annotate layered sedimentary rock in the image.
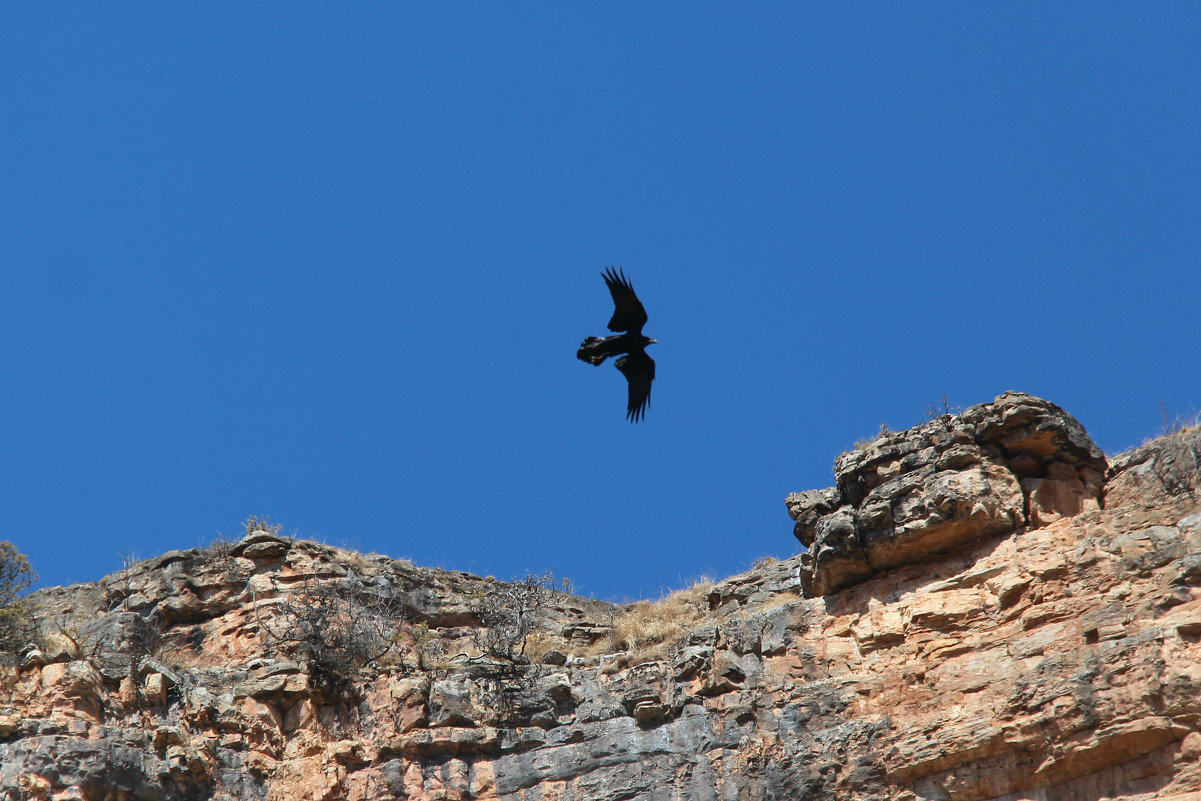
[1,395,1200,800]
[786,392,1108,597]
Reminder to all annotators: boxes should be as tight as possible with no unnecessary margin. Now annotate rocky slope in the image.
[3,392,1201,800]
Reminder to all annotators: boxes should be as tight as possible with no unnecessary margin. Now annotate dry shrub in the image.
[1158,401,1201,438]
[922,392,963,430]
[607,577,714,659]
[1151,429,1201,498]
[467,572,563,664]
[1142,403,1201,499]
[396,622,444,671]
[256,578,406,700]
[0,542,38,663]
[44,609,161,678]
[243,515,282,535]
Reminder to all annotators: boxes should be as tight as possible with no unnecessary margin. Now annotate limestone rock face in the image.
[1106,424,1201,508]
[1,396,1199,801]
[787,392,1107,597]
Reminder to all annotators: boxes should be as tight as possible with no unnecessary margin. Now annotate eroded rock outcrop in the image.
[1,395,1199,801]
[1106,424,1201,509]
[787,392,1107,597]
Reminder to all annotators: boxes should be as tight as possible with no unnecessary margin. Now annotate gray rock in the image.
[1106,425,1201,506]
[0,737,201,800]
[78,611,161,680]
[785,487,842,547]
[428,676,479,727]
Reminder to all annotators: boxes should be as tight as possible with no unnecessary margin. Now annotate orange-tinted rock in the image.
[1,399,1198,800]
[792,393,1111,597]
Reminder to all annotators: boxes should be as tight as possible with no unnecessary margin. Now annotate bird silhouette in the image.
[577,267,657,422]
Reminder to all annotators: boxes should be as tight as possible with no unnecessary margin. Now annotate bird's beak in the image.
[648,339,658,345]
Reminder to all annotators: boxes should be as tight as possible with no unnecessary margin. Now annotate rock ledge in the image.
[787,392,1107,596]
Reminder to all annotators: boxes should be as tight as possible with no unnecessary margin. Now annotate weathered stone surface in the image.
[1106,424,1201,508]
[2,398,1199,800]
[788,392,1106,597]
[783,487,841,547]
[1024,460,1097,527]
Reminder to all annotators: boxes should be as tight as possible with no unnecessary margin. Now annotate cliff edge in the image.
[2,392,1200,800]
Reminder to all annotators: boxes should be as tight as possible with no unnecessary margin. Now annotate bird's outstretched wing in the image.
[614,350,655,423]
[603,267,648,335]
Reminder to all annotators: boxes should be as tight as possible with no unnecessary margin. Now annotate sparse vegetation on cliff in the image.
[466,571,567,664]
[0,541,37,664]
[255,577,408,700]
[1150,421,1201,498]
[605,576,713,665]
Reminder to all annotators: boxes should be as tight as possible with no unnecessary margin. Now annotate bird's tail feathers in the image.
[576,336,611,366]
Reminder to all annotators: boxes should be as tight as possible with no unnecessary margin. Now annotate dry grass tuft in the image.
[522,629,568,665]
[850,422,892,452]
[1158,401,1201,438]
[606,577,714,659]
[243,515,283,536]
[340,549,369,572]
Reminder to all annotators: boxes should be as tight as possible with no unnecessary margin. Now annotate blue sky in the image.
[3,5,1199,602]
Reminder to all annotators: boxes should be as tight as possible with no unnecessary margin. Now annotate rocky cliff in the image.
[3,392,1201,801]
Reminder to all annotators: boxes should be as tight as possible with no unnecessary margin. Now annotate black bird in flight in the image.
[577,267,657,422]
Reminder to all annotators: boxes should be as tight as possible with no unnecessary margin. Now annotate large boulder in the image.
[787,392,1106,597]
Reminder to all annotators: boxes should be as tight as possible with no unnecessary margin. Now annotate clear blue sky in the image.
[3,5,1199,602]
